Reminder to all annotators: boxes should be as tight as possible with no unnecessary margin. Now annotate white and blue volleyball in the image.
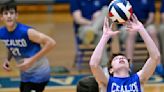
[108,0,133,24]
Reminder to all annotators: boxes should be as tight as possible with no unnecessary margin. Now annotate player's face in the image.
[1,9,17,27]
[111,55,129,71]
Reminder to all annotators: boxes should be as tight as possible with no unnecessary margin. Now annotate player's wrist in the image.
[138,27,145,32]
[102,34,111,41]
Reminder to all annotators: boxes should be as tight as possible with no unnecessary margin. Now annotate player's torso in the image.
[0,23,50,82]
[107,74,142,92]
[78,0,109,19]
[128,0,155,21]
[0,23,41,60]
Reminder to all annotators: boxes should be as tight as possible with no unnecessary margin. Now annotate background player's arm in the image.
[70,0,92,25]
[2,49,13,71]
[28,28,56,62]
[127,15,160,84]
[72,10,92,26]
[17,28,56,71]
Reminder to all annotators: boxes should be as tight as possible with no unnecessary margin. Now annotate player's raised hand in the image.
[103,17,120,37]
[125,14,144,32]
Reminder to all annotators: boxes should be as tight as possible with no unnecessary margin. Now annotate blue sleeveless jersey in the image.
[107,74,142,92]
[0,23,50,83]
[0,23,40,60]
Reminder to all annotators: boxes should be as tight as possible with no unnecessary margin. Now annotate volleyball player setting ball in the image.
[89,0,160,92]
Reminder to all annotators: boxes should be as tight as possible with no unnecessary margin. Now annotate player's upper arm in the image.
[72,10,82,20]
[90,64,109,87]
[27,28,55,45]
[137,57,159,84]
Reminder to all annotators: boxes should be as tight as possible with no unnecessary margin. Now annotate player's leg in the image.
[78,7,108,45]
[146,24,160,59]
[92,7,108,31]
[159,24,164,65]
[31,81,48,92]
[20,82,33,92]
[157,24,164,77]
[20,81,48,92]
[146,24,160,54]
[147,24,164,76]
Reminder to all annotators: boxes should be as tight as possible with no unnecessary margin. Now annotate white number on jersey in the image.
[10,48,21,56]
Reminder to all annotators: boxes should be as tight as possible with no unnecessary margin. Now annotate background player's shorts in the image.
[20,81,48,92]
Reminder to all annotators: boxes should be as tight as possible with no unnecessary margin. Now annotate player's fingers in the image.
[132,14,138,23]
[125,27,133,31]
[125,21,132,28]
[131,14,135,23]
[125,20,131,25]
[103,17,108,28]
[106,17,109,27]
[16,65,25,71]
[17,63,28,72]
[114,31,120,35]
[3,64,11,71]
[16,63,23,68]
[110,23,114,29]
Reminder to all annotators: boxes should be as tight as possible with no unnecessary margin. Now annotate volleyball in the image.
[108,0,133,24]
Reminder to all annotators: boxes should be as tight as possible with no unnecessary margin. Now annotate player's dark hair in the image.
[0,1,17,14]
[77,76,99,92]
[107,53,131,76]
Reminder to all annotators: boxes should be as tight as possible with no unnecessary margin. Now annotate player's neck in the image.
[113,69,129,78]
[6,23,17,32]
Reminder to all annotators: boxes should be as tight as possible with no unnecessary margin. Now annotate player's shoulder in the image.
[0,26,6,31]
[16,23,33,33]
[17,22,32,29]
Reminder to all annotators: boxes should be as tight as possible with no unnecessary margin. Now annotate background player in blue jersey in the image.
[89,15,160,92]
[0,2,56,92]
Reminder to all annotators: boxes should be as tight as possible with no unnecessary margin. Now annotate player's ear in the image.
[109,68,113,74]
[16,12,18,19]
[0,17,2,21]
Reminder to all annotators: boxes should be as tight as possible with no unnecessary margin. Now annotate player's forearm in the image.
[31,38,56,63]
[138,28,160,60]
[74,17,92,26]
[73,11,92,25]
[137,28,160,83]
[89,35,110,67]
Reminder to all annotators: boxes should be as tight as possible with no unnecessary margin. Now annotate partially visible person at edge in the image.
[89,15,160,92]
[157,0,164,77]
[0,2,56,92]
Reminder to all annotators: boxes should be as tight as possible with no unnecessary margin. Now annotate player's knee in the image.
[146,24,157,35]
[159,24,164,32]
[127,31,137,39]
